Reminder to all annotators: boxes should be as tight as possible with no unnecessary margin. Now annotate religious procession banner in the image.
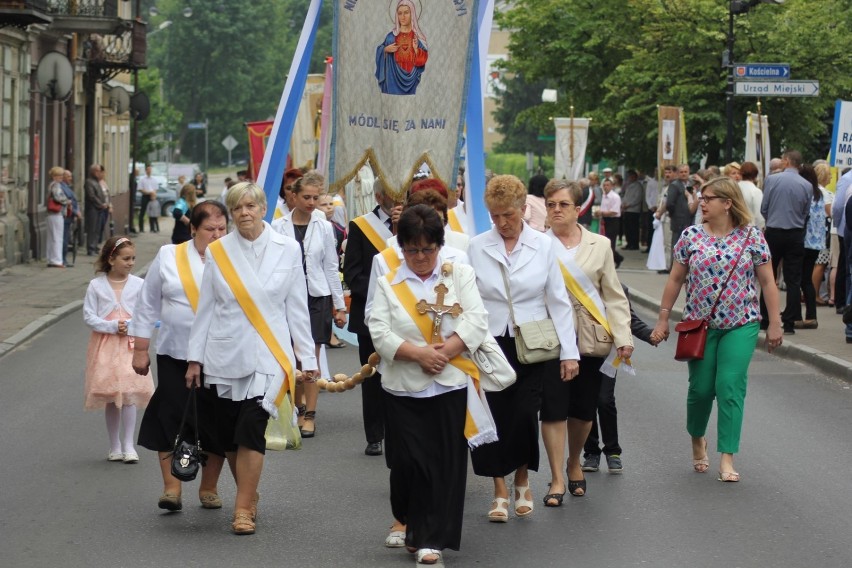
[290,74,326,171]
[657,106,687,176]
[330,0,480,200]
[830,99,852,169]
[246,120,274,181]
[744,112,771,181]
[554,117,590,180]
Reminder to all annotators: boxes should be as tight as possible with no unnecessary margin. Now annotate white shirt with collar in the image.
[370,261,489,395]
[364,237,470,325]
[130,243,203,360]
[271,212,345,309]
[468,223,580,361]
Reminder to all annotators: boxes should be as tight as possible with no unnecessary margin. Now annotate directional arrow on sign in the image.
[734,80,819,97]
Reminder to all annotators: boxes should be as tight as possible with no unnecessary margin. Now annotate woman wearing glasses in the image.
[652,177,782,482]
[468,175,579,521]
[541,179,633,504]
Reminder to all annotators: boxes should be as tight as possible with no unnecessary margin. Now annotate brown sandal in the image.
[199,491,222,509]
[301,410,316,438]
[232,510,256,535]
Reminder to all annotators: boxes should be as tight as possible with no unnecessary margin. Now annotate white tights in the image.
[104,403,137,454]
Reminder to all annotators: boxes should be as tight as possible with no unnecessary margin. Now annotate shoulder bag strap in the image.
[498,264,518,330]
[708,228,754,320]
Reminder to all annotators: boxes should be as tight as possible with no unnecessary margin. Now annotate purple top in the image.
[674,225,770,329]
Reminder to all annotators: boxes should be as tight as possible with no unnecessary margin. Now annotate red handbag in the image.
[673,228,754,362]
[674,319,709,361]
[46,196,63,213]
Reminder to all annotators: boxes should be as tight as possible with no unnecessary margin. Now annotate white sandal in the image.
[514,483,534,517]
[416,548,442,565]
[384,529,406,548]
[487,497,509,523]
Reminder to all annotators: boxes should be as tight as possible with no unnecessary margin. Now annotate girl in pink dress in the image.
[83,236,153,463]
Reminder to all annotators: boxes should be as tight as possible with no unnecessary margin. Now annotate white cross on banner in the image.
[330,0,479,200]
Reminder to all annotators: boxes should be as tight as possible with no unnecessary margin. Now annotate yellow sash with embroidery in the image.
[386,273,496,444]
[207,240,295,408]
[175,241,200,313]
[353,215,390,252]
[381,246,402,272]
[557,261,613,337]
[447,209,464,233]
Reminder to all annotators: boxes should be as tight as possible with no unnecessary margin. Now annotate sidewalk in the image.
[0,217,176,358]
[614,245,852,383]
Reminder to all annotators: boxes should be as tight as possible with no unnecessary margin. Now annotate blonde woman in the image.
[653,177,782,482]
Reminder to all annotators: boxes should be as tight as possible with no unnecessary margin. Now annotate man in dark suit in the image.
[663,164,697,266]
[84,164,108,255]
[343,179,401,456]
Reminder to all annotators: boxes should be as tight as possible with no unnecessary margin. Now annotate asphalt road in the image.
[2,306,851,567]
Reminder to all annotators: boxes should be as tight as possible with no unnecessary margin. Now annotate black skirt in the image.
[540,355,605,422]
[308,295,333,345]
[384,388,468,552]
[137,355,225,456]
[470,335,557,478]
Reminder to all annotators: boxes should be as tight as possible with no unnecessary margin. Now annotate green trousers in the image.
[686,322,759,454]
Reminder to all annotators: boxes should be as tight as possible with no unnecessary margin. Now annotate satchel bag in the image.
[674,229,753,362]
[46,196,63,213]
[499,265,561,365]
[574,302,614,358]
[168,385,207,481]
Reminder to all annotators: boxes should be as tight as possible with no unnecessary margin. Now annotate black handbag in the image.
[167,385,207,482]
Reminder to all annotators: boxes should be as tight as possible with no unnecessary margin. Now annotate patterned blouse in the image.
[674,225,770,329]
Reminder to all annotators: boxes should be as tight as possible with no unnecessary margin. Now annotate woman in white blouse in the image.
[370,205,490,565]
[271,170,346,438]
[131,201,230,513]
[468,175,580,522]
[186,182,317,535]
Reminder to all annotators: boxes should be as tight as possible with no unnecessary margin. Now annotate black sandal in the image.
[543,483,566,507]
[301,410,316,438]
[568,478,586,497]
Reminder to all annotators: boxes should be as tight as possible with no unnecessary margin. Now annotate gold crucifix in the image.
[416,282,463,344]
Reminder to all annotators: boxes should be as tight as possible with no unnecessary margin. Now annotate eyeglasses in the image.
[698,195,726,204]
[545,201,576,210]
[402,246,438,256]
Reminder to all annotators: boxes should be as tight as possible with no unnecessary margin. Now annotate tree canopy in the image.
[495,0,852,170]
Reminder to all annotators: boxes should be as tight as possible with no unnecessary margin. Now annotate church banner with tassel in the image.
[554,117,590,180]
[744,112,771,181]
[330,0,479,200]
[657,106,687,175]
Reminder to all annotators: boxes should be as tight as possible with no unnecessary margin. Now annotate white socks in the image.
[105,403,138,455]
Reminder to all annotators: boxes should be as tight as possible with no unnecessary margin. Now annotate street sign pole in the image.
[204,118,209,173]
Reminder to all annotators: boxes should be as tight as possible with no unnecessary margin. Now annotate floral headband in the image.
[110,237,131,257]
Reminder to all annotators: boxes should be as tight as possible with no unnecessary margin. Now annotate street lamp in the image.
[725,0,785,162]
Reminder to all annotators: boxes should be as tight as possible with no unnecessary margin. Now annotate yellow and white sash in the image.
[273,198,288,220]
[207,237,296,417]
[353,212,393,253]
[447,206,468,235]
[380,246,402,273]
[386,271,497,448]
[554,247,634,377]
[175,241,202,313]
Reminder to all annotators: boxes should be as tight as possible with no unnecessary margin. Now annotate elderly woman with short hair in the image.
[186,182,317,534]
[370,204,490,565]
[468,174,580,521]
[542,179,633,503]
[46,165,69,268]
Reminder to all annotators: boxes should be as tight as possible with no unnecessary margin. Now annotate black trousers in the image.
[623,212,641,249]
[138,194,151,233]
[837,236,847,309]
[603,217,624,265]
[584,372,621,456]
[800,248,820,321]
[358,332,384,445]
[760,228,805,330]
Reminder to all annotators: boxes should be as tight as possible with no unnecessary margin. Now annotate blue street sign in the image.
[734,63,790,80]
[187,122,206,130]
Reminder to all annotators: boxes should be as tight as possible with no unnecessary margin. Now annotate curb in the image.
[627,287,852,383]
[0,261,153,361]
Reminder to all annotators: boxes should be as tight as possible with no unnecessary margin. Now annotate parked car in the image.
[134,175,177,217]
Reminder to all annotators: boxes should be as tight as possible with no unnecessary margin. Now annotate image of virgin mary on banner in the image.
[331,0,479,199]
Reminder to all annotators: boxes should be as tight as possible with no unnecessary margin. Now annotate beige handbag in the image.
[499,266,561,365]
[573,300,614,358]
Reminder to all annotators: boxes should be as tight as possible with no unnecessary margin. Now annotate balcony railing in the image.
[46,0,127,34]
[0,0,53,28]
